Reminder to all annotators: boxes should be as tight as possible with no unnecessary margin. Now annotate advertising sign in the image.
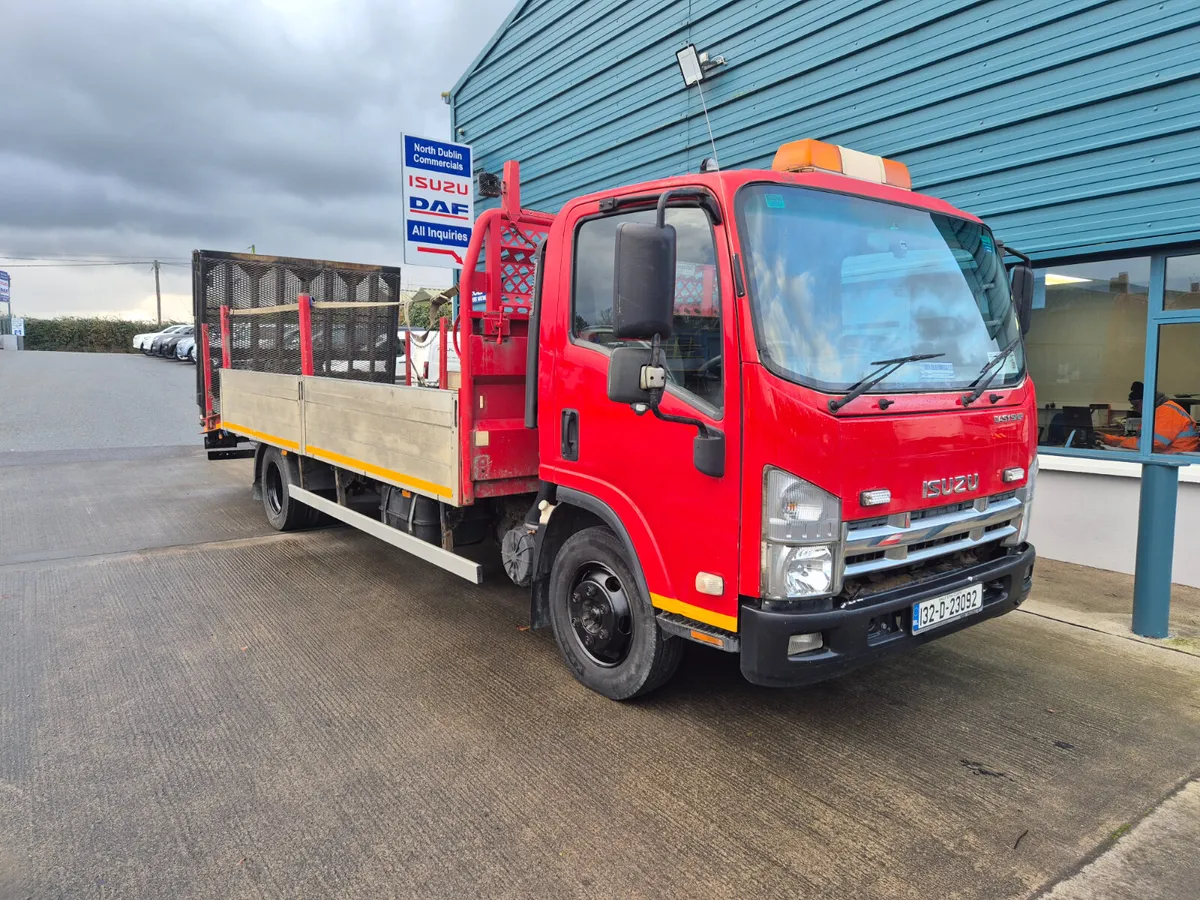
[11,317,24,337]
[401,134,474,269]
[0,270,9,305]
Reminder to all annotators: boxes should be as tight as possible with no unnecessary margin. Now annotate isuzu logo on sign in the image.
[401,134,474,269]
[922,474,980,498]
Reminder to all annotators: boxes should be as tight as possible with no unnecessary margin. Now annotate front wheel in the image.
[548,526,682,700]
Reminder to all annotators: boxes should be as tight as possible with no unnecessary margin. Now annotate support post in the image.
[439,315,448,388]
[153,260,162,326]
[219,305,232,370]
[501,159,521,221]
[200,323,215,427]
[405,330,412,386]
[297,293,315,377]
[1132,462,1179,638]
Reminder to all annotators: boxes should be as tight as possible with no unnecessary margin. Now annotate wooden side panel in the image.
[220,370,302,449]
[301,377,460,505]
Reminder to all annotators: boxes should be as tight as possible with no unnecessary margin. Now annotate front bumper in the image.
[739,544,1035,687]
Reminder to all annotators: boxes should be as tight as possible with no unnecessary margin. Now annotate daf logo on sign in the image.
[922,474,980,498]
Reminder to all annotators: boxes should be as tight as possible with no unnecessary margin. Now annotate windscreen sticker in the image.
[981,234,995,253]
[987,350,1021,376]
[764,193,786,209]
[919,361,956,381]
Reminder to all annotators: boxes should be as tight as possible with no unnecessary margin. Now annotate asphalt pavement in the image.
[1,350,1198,899]
[0,349,199,452]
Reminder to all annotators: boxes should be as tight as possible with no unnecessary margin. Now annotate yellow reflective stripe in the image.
[651,593,738,633]
[222,422,300,451]
[305,444,453,499]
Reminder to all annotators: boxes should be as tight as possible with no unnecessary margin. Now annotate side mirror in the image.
[1010,264,1034,336]
[613,221,676,340]
[694,430,725,478]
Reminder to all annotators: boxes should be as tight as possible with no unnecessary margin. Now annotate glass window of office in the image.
[1026,257,1149,451]
[1151,323,1200,456]
[1165,253,1200,311]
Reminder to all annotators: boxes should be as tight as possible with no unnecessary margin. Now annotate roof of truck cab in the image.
[560,167,984,225]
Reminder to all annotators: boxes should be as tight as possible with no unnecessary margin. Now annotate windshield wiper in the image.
[828,353,945,413]
[961,337,1021,407]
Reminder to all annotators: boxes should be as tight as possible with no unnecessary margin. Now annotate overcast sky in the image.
[0,0,517,321]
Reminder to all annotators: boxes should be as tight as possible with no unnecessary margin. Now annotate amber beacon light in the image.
[771,138,912,190]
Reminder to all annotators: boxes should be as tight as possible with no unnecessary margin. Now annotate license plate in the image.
[912,583,983,634]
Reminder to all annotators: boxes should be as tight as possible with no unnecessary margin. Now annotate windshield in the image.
[737,184,1024,393]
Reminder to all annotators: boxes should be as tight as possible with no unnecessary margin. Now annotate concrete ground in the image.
[1,351,1198,899]
[1023,560,1200,654]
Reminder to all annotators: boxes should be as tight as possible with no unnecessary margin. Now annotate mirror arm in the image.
[648,402,711,438]
[642,335,709,436]
[656,189,690,228]
[997,241,1032,271]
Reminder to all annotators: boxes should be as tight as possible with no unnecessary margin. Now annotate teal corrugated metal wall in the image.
[453,0,1200,259]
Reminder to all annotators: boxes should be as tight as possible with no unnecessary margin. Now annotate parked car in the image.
[175,335,196,363]
[133,324,189,353]
[158,326,194,358]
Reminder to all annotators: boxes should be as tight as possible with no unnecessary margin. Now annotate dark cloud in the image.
[0,0,517,313]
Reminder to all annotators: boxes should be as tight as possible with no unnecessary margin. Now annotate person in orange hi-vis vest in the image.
[1100,381,1199,453]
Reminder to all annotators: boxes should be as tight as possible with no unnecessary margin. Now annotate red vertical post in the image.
[501,160,521,222]
[297,293,315,377]
[438,315,449,388]
[219,305,232,370]
[404,330,412,386]
[486,213,503,315]
[200,323,215,427]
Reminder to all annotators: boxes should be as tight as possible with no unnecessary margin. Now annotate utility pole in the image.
[153,260,162,325]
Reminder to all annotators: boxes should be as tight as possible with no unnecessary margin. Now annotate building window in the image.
[572,206,724,410]
[1027,257,1149,450]
[1165,254,1200,312]
[1148,323,1200,456]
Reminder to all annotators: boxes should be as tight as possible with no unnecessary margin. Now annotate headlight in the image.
[764,544,836,596]
[762,468,842,599]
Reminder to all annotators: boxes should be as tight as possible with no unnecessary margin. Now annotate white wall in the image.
[1029,460,1200,588]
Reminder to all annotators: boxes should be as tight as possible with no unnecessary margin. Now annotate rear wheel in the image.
[261,447,317,531]
[548,526,682,700]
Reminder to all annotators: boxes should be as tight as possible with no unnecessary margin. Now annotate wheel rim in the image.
[568,563,634,667]
[265,462,285,516]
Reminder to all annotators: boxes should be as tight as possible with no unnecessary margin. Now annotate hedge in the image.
[20,317,185,354]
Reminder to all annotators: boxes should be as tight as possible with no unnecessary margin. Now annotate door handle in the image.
[561,408,580,461]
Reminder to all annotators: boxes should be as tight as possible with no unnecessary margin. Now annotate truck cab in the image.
[524,139,1037,696]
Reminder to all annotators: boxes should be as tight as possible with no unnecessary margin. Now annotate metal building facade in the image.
[452,0,1200,261]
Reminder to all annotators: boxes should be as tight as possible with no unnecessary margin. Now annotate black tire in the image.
[548,526,682,700]
[261,447,317,531]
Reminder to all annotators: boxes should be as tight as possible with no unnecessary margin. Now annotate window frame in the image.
[1031,245,1200,465]
[568,199,728,420]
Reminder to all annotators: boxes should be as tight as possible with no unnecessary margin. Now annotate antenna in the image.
[675,44,725,172]
[693,79,720,171]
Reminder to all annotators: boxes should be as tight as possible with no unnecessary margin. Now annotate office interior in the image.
[1025,253,1199,455]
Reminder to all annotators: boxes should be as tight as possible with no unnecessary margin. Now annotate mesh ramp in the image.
[192,251,403,427]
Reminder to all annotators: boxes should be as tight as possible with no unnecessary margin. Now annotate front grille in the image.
[842,491,1025,579]
[837,544,1009,609]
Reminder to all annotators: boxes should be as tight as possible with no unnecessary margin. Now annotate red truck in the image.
[197,138,1038,700]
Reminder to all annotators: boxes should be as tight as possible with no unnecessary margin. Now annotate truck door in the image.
[542,195,742,633]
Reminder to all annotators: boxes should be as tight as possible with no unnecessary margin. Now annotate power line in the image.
[0,253,189,262]
[0,261,189,268]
